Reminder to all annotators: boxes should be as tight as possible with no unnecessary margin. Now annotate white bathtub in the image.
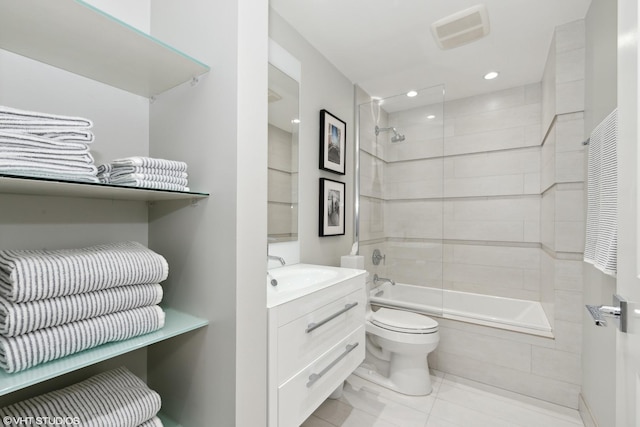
[370,282,553,338]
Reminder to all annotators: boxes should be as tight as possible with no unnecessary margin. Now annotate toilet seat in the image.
[370,308,438,334]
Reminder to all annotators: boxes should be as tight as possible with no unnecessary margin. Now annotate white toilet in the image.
[354,306,440,396]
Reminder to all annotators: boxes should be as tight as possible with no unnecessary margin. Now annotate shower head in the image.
[375,126,405,143]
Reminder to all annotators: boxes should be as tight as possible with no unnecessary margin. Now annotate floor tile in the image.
[429,399,516,427]
[301,414,336,427]
[313,398,400,427]
[424,415,464,427]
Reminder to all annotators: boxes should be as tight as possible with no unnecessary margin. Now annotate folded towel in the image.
[0,105,92,129]
[0,284,163,337]
[6,128,95,143]
[0,151,95,165]
[111,157,187,172]
[97,163,113,175]
[110,174,188,186]
[112,180,189,192]
[0,306,164,372]
[0,131,91,152]
[0,169,100,183]
[0,242,168,303]
[138,417,163,427]
[0,367,161,426]
[108,166,188,179]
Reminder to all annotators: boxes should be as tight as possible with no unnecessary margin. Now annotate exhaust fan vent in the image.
[431,4,490,50]
[268,89,282,103]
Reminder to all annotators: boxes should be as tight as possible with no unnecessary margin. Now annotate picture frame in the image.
[319,109,346,175]
[319,178,346,237]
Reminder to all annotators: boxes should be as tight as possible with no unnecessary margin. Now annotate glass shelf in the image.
[157,413,181,427]
[0,308,208,397]
[0,0,210,97]
[0,174,209,202]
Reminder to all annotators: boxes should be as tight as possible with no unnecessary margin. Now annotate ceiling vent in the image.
[431,4,490,50]
[268,89,282,103]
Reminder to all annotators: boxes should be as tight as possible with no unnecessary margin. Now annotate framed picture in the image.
[319,109,346,174]
[319,178,346,237]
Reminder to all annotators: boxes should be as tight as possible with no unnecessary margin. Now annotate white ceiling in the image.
[270,0,591,101]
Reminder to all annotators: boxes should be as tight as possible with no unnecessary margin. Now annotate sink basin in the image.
[267,263,365,307]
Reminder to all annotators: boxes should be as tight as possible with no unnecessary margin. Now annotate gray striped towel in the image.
[0,306,165,373]
[0,105,93,129]
[111,157,187,172]
[107,166,188,179]
[0,367,161,426]
[0,131,92,153]
[0,242,168,303]
[0,284,163,337]
[138,417,163,427]
[110,174,188,186]
[111,180,189,192]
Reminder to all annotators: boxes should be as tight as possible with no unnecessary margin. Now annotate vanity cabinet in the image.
[268,271,366,427]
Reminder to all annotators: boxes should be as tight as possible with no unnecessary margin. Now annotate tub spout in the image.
[373,274,395,286]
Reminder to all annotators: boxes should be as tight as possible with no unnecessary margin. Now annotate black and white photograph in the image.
[319,178,345,236]
[319,109,346,174]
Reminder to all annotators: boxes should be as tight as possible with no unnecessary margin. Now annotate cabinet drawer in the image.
[278,326,365,427]
[277,288,365,383]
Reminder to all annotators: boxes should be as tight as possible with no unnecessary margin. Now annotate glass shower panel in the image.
[357,85,445,316]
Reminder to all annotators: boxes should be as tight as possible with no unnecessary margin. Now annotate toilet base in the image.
[353,356,433,396]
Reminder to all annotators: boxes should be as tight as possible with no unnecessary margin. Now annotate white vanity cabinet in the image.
[267,268,366,427]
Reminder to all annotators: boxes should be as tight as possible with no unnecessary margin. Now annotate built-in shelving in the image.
[0,309,208,397]
[0,174,209,202]
[0,0,210,97]
[157,413,180,427]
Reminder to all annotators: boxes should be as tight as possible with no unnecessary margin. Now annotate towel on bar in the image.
[0,283,163,337]
[584,109,618,277]
[110,174,189,186]
[0,105,92,129]
[111,157,188,172]
[112,179,189,192]
[6,128,95,143]
[0,131,92,152]
[0,367,161,426]
[0,306,164,372]
[0,242,168,303]
[138,417,163,427]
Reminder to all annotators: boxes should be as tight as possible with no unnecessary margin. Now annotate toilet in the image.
[354,306,439,396]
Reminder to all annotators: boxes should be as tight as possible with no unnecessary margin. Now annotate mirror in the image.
[268,63,299,242]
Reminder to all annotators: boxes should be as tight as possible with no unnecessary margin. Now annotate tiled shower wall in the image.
[358,20,586,409]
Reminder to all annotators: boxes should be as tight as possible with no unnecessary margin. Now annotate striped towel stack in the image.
[98,157,189,191]
[0,367,164,427]
[0,242,167,373]
[0,105,99,183]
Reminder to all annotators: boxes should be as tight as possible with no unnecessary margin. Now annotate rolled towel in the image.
[108,166,188,179]
[112,157,187,172]
[0,131,92,152]
[110,174,188,186]
[0,283,163,337]
[0,105,92,129]
[0,242,168,303]
[111,179,189,192]
[138,417,163,427]
[0,305,165,373]
[0,367,161,426]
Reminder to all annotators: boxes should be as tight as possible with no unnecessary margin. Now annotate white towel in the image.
[5,128,94,143]
[110,174,189,186]
[0,283,163,337]
[0,131,91,152]
[0,169,100,183]
[0,105,93,129]
[584,109,618,276]
[0,367,161,426]
[0,151,95,165]
[0,242,169,303]
[112,179,189,192]
[112,157,188,171]
[0,306,165,372]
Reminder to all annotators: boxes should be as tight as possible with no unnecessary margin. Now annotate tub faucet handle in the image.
[372,249,385,265]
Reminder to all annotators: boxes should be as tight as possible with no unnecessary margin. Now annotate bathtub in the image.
[370,282,553,338]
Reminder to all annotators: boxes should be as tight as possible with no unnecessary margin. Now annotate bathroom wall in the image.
[269,10,356,267]
[581,0,618,425]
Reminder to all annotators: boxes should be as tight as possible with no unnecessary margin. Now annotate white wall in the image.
[581,0,618,425]
[269,10,355,267]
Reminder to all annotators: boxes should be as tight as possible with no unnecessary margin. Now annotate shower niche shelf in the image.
[0,308,208,397]
[0,0,210,97]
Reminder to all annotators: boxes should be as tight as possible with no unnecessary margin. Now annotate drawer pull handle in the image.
[305,302,359,333]
[306,342,359,388]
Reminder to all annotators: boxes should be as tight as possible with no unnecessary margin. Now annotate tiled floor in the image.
[302,372,585,427]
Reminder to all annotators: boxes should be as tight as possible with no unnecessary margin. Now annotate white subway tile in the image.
[454,104,541,136]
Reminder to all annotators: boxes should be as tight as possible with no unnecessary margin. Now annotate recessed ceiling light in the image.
[484,71,499,80]
[291,119,300,124]
[427,115,436,119]
[406,90,418,97]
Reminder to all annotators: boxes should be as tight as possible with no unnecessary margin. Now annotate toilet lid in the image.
[371,308,438,333]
